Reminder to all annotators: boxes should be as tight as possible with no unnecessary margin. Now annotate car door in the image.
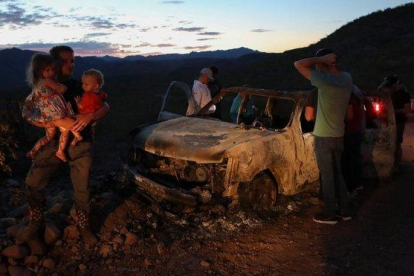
[361,91,396,179]
[158,81,199,121]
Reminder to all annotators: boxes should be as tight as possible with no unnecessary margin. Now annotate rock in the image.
[8,266,32,276]
[111,236,124,245]
[46,196,59,209]
[1,245,28,259]
[6,224,26,237]
[42,258,55,270]
[79,264,87,271]
[8,258,17,266]
[8,205,29,219]
[200,261,210,267]
[157,242,165,255]
[27,240,45,256]
[0,262,8,274]
[99,245,113,257]
[44,223,61,245]
[124,233,138,246]
[308,197,321,205]
[0,218,17,230]
[211,204,226,214]
[24,255,39,268]
[63,225,79,240]
[120,227,129,235]
[49,203,64,214]
[117,267,128,272]
[144,259,152,266]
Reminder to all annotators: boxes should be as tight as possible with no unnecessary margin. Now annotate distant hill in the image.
[124,47,260,61]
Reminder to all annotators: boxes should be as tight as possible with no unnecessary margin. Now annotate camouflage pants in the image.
[25,140,93,212]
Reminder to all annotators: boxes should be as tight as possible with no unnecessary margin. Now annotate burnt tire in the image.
[238,172,277,211]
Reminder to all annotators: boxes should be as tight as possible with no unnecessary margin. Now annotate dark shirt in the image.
[391,88,410,124]
[208,79,222,98]
[61,78,93,141]
[345,93,364,135]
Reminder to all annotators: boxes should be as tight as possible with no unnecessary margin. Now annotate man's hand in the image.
[321,53,337,66]
[72,113,94,132]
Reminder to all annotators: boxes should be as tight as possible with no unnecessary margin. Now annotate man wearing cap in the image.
[378,74,411,172]
[294,48,353,225]
[186,67,216,115]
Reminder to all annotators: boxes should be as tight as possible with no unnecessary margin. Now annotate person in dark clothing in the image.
[342,85,365,193]
[378,74,411,172]
[21,46,110,248]
[208,66,223,119]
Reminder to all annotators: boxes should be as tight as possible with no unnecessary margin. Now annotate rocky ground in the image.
[1,115,414,276]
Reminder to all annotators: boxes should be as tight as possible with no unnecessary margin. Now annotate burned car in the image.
[124,82,396,210]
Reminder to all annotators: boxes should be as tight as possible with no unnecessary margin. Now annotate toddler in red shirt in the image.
[76,69,107,115]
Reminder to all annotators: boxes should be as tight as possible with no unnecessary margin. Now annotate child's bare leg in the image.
[56,128,70,162]
[27,127,57,159]
[53,117,83,146]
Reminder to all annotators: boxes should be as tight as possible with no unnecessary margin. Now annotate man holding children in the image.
[21,45,110,248]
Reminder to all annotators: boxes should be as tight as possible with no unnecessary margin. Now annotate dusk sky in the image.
[0,0,412,57]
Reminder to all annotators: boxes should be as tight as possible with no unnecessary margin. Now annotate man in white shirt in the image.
[186,68,216,115]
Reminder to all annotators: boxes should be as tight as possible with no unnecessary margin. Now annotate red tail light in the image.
[373,101,383,115]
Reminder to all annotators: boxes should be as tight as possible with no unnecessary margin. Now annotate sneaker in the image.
[313,213,338,225]
[338,215,352,221]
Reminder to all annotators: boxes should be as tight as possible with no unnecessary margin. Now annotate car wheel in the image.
[238,172,277,211]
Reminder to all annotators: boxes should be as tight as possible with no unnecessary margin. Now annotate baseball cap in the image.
[315,48,334,57]
[200,68,214,80]
[380,74,399,88]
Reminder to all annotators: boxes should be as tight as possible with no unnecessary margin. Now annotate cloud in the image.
[73,15,138,30]
[0,3,47,28]
[198,31,222,36]
[142,51,163,56]
[197,38,217,41]
[1,41,127,56]
[162,1,185,4]
[173,27,204,32]
[137,42,152,47]
[251,29,272,33]
[84,33,112,39]
[178,20,192,25]
[155,43,176,47]
[183,45,211,51]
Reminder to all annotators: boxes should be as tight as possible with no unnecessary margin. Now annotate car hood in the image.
[133,116,277,163]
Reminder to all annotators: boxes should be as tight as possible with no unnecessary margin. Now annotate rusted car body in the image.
[125,82,396,209]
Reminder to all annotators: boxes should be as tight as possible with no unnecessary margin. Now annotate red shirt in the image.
[78,90,107,114]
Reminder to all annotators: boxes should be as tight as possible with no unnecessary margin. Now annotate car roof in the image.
[222,87,310,101]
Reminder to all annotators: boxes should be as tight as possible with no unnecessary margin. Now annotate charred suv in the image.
[125,82,396,210]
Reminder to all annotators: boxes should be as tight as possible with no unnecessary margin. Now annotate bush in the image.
[0,102,19,177]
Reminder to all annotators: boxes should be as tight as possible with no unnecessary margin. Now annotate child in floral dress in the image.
[22,53,82,162]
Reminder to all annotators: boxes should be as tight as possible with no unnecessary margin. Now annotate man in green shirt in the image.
[294,48,353,224]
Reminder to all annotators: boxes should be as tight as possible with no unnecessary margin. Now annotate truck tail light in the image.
[373,101,383,115]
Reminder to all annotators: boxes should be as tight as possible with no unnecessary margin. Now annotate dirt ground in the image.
[1,115,414,276]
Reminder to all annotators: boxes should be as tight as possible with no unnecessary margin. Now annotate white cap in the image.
[200,68,214,80]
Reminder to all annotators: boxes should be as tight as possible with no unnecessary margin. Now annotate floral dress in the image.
[22,80,74,123]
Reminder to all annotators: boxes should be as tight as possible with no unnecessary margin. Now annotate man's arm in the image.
[72,102,110,132]
[305,106,316,121]
[294,54,337,80]
[43,78,67,94]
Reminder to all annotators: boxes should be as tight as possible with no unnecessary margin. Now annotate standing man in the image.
[378,74,411,172]
[208,66,223,119]
[294,48,353,224]
[186,67,216,115]
[22,46,110,247]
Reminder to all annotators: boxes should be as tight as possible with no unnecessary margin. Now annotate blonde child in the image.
[22,53,82,162]
[75,69,107,116]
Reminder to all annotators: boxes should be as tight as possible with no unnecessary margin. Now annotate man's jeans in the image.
[314,136,351,217]
[26,140,93,212]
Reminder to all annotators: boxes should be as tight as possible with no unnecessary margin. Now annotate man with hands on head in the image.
[294,48,353,225]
